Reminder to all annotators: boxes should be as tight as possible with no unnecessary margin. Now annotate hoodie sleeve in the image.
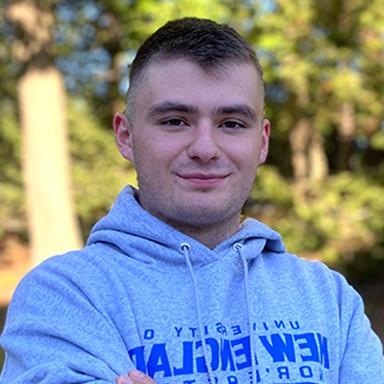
[0,256,134,384]
[336,274,384,383]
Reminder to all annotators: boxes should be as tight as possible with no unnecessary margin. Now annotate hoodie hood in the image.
[87,186,286,383]
[87,186,285,268]
[3,186,383,384]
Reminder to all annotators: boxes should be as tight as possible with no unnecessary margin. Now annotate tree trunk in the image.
[309,130,329,181]
[18,67,82,264]
[337,102,356,170]
[290,116,329,191]
[289,117,312,189]
[8,0,82,265]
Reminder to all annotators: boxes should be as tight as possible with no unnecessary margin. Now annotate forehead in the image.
[133,59,264,116]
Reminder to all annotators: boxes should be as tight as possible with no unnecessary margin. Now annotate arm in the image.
[0,255,134,383]
[337,277,384,382]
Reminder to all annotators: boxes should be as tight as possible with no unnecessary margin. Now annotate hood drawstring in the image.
[234,243,257,384]
[180,243,215,384]
[181,242,257,384]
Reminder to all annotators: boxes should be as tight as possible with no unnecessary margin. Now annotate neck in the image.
[163,216,241,249]
[134,189,241,249]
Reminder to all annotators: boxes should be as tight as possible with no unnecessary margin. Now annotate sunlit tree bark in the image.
[337,102,356,170]
[7,0,81,265]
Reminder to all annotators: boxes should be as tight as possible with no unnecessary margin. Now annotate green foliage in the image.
[370,130,384,151]
[251,165,293,208]
[68,98,136,236]
[295,174,384,260]
[0,0,383,283]
[247,167,384,275]
[0,102,25,239]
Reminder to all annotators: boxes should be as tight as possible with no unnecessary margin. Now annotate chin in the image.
[172,205,239,226]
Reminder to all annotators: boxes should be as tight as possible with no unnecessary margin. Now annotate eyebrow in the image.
[147,101,198,119]
[147,101,259,121]
[215,104,258,120]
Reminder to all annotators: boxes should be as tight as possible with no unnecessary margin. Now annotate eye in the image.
[220,120,247,130]
[160,118,187,127]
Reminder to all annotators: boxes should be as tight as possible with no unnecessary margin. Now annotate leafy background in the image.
[1,0,383,367]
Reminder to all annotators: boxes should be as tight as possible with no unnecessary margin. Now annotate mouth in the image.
[176,172,229,188]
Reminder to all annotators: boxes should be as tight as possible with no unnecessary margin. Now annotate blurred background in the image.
[1,0,383,368]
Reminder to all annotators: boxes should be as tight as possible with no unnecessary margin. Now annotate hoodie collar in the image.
[87,186,285,267]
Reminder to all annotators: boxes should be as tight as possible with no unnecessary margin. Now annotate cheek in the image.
[228,142,261,169]
[133,139,178,173]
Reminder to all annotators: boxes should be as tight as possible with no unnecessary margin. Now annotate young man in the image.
[1,18,383,384]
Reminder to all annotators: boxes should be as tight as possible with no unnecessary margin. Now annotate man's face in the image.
[114,59,270,234]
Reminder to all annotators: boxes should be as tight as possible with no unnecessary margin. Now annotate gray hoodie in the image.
[1,186,383,383]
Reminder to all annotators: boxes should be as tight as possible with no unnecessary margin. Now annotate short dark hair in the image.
[126,17,263,117]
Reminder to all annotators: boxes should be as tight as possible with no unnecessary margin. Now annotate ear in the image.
[113,112,134,163]
[258,118,271,164]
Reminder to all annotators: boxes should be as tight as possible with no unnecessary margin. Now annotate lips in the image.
[180,173,228,179]
[176,172,229,188]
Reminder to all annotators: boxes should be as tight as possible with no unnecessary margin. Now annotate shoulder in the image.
[1,247,133,383]
[260,251,363,309]
[262,250,341,281]
[9,245,115,312]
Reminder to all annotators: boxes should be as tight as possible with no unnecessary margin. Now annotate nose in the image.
[186,122,220,162]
